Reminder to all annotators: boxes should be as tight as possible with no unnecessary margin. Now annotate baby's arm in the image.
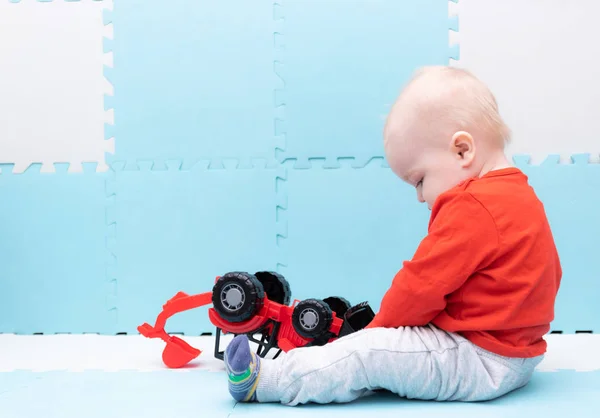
[367,191,499,329]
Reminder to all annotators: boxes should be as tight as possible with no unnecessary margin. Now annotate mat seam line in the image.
[103,1,117,333]
[275,0,287,276]
[103,1,115,169]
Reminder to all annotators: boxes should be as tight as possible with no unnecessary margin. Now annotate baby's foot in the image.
[224,335,261,402]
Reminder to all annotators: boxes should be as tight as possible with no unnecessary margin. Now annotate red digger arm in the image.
[137,291,213,368]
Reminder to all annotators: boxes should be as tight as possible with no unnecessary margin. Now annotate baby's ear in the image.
[451,131,475,164]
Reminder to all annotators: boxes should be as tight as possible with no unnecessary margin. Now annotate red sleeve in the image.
[366,191,499,329]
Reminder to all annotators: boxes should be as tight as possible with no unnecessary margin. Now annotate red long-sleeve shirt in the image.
[366,167,562,358]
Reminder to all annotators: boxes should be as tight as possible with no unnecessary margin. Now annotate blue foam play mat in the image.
[1,0,599,416]
[0,370,598,417]
[2,156,599,335]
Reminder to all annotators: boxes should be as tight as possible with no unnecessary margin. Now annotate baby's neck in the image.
[477,150,512,178]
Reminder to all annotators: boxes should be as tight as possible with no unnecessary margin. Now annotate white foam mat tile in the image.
[537,334,600,372]
[0,0,113,173]
[453,0,600,164]
[0,334,598,372]
[0,334,230,372]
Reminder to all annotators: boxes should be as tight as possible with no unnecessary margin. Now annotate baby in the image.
[223,66,562,406]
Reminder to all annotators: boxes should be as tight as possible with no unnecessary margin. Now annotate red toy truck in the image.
[138,271,374,368]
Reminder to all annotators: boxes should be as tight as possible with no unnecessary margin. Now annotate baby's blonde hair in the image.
[387,66,511,148]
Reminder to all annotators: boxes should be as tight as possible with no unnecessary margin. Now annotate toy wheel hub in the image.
[299,308,319,330]
[221,284,245,311]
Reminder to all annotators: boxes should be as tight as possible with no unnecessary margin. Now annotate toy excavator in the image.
[138,271,375,368]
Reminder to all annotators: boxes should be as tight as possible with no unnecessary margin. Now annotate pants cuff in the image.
[256,357,281,403]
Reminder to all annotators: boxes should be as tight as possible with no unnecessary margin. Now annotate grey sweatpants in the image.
[256,324,543,406]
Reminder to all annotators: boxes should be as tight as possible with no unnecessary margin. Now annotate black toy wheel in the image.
[323,296,351,319]
[212,272,265,323]
[254,271,292,306]
[292,299,333,339]
[338,301,376,338]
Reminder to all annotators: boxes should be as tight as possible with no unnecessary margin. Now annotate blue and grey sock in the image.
[224,335,261,402]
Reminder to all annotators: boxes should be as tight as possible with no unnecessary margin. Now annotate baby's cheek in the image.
[421,188,433,207]
[425,183,443,206]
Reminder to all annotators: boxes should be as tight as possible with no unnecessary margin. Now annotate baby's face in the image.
[384,125,477,210]
[386,141,469,210]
